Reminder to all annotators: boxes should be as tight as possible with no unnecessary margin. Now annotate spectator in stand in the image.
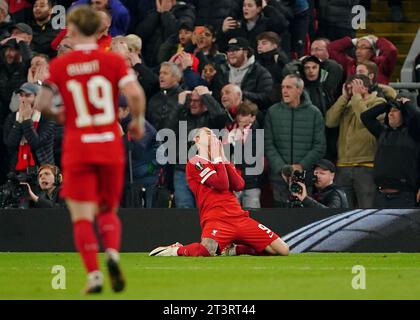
[0,31,33,125]
[328,34,398,84]
[118,96,161,208]
[169,50,207,90]
[124,35,160,98]
[355,60,397,101]
[0,0,13,41]
[315,0,360,41]
[147,62,184,132]
[210,37,273,111]
[300,55,334,116]
[310,38,344,99]
[30,0,60,58]
[223,100,263,208]
[193,24,226,74]
[220,83,243,124]
[9,22,33,44]
[325,74,386,208]
[70,0,130,36]
[361,93,420,208]
[264,74,326,207]
[56,35,73,56]
[158,22,194,65]
[174,85,227,208]
[3,82,55,172]
[135,0,196,68]
[7,0,32,23]
[256,31,289,92]
[8,53,48,112]
[192,0,242,33]
[219,0,289,53]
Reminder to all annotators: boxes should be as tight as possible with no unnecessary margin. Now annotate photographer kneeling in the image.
[291,159,349,208]
[20,164,65,208]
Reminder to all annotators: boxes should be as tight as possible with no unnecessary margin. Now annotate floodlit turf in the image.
[0,253,419,300]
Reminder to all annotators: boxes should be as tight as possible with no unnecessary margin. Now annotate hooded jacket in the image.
[360,100,420,192]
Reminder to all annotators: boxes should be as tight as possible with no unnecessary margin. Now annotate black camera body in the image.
[0,168,39,209]
[289,170,306,194]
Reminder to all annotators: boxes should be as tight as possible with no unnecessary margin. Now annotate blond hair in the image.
[125,34,142,53]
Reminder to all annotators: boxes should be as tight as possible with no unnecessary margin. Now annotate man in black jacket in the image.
[361,94,420,208]
[211,37,273,111]
[31,0,60,58]
[291,159,349,208]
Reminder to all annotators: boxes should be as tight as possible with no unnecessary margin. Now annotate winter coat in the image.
[264,91,326,182]
[325,92,387,165]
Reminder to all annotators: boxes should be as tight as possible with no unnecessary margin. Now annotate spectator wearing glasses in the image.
[328,34,398,84]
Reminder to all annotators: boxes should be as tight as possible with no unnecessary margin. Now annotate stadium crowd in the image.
[0,0,419,209]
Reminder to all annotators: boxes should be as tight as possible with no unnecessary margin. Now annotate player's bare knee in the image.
[201,238,218,256]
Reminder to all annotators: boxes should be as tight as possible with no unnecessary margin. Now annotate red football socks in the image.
[235,245,257,256]
[97,212,121,251]
[177,243,211,256]
[73,220,99,273]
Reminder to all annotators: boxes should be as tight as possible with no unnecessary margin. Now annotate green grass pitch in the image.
[0,253,419,300]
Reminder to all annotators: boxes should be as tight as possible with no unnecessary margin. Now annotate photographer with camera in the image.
[20,164,64,208]
[288,159,349,209]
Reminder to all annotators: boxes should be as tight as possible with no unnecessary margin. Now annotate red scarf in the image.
[15,111,40,171]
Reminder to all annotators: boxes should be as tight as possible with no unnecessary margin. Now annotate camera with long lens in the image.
[0,167,38,209]
[288,170,306,208]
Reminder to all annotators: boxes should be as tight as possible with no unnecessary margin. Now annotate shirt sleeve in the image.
[225,162,245,192]
[188,159,230,191]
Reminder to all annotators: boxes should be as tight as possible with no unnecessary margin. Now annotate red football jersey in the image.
[186,155,248,226]
[45,43,136,166]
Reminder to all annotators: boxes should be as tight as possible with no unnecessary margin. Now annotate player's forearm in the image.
[204,163,230,191]
[225,163,245,192]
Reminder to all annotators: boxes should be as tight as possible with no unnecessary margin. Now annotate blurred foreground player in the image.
[150,128,289,257]
[35,6,146,293]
